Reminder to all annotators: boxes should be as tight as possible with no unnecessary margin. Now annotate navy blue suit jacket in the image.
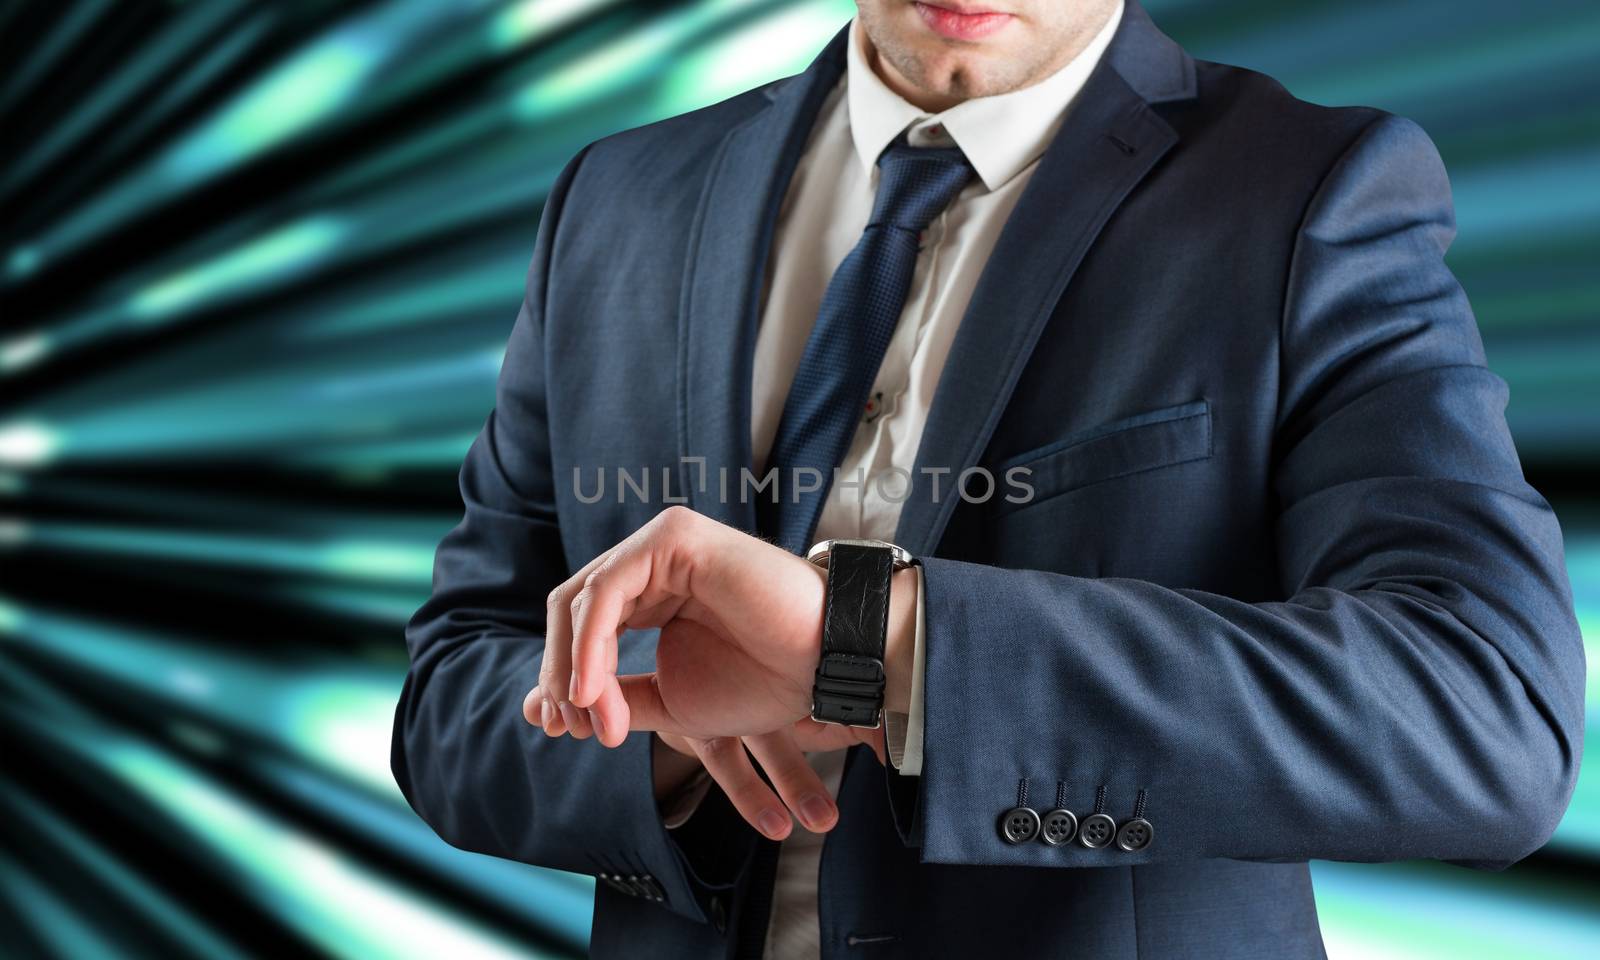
[391,3,1585,957]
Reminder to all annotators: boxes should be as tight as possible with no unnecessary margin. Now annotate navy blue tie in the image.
[760,136,975,553]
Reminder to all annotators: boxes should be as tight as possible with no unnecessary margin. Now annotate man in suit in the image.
[390,0,1585,957]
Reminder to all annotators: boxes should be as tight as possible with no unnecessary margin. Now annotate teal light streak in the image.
[0,784,250,960]
[655,0,851,114]
[129,217,347,322]
[0,421,64,469]
[0,331,54,373]
[19,522,434,588]
[1312,860,1600,959]
[513,0,768,119]
[99,741,541,960]
[0,611,592,948]
[0,853,124,960]
[164,35,385,181]
[490,0,618,50]
[0,597,410,798]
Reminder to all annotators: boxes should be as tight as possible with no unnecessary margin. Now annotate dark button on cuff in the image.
[1079,812,1117,849]
[1115,817,1154,852]
[999,806,1041,844]
[1039,808,1079,846]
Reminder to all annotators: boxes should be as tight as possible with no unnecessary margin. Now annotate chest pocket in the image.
[988,399,1212,516]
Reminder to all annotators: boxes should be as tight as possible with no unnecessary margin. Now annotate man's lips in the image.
[913,1,1014,41]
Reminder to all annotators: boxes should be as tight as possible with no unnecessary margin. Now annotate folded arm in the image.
[389,146,752,923]
[895,114,1585,868]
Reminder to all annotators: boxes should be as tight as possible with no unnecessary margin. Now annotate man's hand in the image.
[521,506,914,839]
[650,721,883,839]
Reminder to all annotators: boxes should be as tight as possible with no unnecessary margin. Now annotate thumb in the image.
[616,673,684,735]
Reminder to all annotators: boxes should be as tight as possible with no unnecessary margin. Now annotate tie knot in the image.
[869,136,975,233]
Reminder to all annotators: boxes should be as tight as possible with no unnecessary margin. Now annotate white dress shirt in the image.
[665,6,1124,957]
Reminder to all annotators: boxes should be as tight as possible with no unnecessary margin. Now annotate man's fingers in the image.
[588,676,631,748]
[691,736,792,841]
[538,586,576,736]
[537,547,620,735]
[572,507,736,708]
[744,730,838,833]
[569,559,635,709]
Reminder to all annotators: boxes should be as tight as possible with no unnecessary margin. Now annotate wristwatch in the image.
[804,538,916,727]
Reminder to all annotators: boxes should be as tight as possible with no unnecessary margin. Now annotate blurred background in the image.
[0,0,1595,957]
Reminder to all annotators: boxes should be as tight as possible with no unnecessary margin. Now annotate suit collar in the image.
[1104,0,1198,105]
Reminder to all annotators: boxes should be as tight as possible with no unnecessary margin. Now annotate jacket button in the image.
[1038,808,1079,846]
[1079,812,1117,849]
[1115,817,1154,852]
[710,894,728,934]
[999,806,1041,844]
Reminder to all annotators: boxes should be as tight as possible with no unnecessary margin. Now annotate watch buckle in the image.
[810,653,885,728]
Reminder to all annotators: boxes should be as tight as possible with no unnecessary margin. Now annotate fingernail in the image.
[799,793,833,830]
[588,707,606,740]
[757,809,789,839]
[558,700,581,731]
[540,696,553,730]
[568,669,580,701]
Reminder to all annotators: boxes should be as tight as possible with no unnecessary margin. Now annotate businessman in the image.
[391,1,1586,957]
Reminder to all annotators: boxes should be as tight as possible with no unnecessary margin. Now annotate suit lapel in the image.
[894,1,1195,556]
[678,29,848,531]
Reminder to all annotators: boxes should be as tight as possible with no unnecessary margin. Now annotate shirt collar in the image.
[845,0,1124,192]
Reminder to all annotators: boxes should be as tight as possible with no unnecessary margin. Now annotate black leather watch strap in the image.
[811,541,894,727]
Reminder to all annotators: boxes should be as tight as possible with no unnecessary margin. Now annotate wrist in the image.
[884,566,918,716]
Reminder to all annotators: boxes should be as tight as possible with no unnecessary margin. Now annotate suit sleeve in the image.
[389,146,753,924]
[894,114,1586,869]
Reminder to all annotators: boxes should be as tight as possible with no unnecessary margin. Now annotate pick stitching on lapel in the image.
[677,28,849,533]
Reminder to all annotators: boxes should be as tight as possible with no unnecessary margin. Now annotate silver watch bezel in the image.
[805,538,914,571]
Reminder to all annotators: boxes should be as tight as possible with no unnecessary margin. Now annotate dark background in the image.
[0,0,1595,957]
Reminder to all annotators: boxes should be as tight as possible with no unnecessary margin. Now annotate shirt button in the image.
[999,806,1041,844]
[1115,817,1155,852]
[1038,808,1079,846]
[1079,812,1118,849]
[710,894,728,933]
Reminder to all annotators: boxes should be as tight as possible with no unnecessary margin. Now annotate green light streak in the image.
[102,742,541,960]
[0,597,411,799]
[0,331,53,372]
[656,0,850,114]
[20,522,434,588]
[512,0,768,118]
[164,37,383,180]
[0,784,250,960]
[0,421,63,469]
[490,0,617,50]
[0,853,124,960]
[129,217,347,322]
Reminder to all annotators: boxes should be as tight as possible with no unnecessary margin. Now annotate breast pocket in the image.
[990,399,1212,517]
